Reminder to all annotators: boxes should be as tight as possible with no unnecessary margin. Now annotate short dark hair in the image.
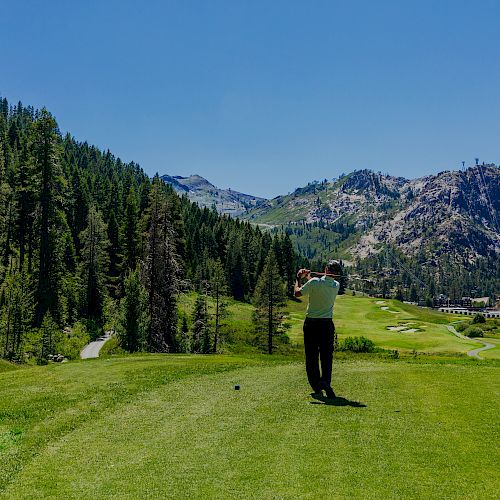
[326,260,342,276]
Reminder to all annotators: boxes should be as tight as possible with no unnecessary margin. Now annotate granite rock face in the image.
[242,165,499,264]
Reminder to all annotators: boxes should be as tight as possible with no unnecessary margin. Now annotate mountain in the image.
[160,174,265,216]
[242,165,500,298]
[352,166,499,261]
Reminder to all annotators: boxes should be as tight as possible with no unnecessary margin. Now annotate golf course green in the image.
[1,295,499,498]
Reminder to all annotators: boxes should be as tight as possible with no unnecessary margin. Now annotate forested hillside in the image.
[0,98,302,362]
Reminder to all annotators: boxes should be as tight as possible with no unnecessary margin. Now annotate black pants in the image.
[303,317,335,392]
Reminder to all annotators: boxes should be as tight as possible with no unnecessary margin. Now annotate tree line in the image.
[0,98,305,362]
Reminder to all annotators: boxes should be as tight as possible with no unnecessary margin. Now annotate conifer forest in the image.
[0,99,305,362]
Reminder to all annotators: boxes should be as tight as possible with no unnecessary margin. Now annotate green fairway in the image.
[179,292,481,358]
[289,294,480,356]
[1,355,499,498]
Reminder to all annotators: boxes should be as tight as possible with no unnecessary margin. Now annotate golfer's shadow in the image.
[310,393,366,408]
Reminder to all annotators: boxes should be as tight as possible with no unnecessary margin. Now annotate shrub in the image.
[455,323,468,332]
[59,321,91,360]
[388,349,399,359]
[338,336,376,353]
[471,313,486,324]
[463,326,484,338]
[480,323,495,332]
[99,336,126,356]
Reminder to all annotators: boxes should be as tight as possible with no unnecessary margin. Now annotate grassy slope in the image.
[289,294,479,356]
[180,292,479,357]
[1,355,498,498]
[0,360,21,374]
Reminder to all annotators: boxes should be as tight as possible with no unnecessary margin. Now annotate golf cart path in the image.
[446,325,495,360]
[80,331,112,359]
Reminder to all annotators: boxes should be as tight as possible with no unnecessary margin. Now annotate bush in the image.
[480,323,495,332]
[99,336,126,356]
[455,322,468,332]
[338,336,376,353]
[471,313,486,324]
[463,326,484,338]
[59,321,91,360]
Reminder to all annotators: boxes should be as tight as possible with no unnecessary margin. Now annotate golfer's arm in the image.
[294,279,302,298]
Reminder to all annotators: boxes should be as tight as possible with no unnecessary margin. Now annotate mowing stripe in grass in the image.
[3,358,499,499]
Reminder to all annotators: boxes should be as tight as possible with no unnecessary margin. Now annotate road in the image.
[445,325,495,360]
[80,331,112,359]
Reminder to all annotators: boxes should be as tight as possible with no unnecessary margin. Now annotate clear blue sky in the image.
[2,0,499,198]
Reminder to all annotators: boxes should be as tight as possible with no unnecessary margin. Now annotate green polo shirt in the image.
[300,276,339,318]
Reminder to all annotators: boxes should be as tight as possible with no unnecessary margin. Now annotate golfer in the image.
[294,260,341,399]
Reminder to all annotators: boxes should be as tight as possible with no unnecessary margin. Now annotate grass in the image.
[1,354,498,498]
[289,294,480,356]
[179,292,479,358]
[0,360,21,374]
[480,337,500,360]
[2,295,497,497]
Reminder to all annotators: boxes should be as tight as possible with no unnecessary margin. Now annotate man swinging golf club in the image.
[294,260,342,399]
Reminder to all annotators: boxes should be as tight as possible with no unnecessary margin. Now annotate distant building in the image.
[435,294,449,307]
[461,297,472,308]
[472,297,490,307]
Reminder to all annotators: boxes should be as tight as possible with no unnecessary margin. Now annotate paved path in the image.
[446,325,495,360]
[80,331,112,359]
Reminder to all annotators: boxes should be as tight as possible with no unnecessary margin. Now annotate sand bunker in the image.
[387,324,421,334]
[381,306,400,314]
[375,300,386,305]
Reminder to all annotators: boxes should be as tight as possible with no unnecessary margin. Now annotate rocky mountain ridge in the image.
[161,174,265,216]
[242,165,499,264]
[160,166,499,275]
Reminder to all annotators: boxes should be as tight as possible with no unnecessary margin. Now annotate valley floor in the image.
[1,354,499,498]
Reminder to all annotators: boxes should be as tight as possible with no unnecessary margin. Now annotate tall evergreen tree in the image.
[106,208,122,296]
[78,205,110,324]
[141,178,180,352]
[122,184,140,271]
[117,267,146,352]
[191,292,210,353]
[0,266,33,359]
[207,258,229,353]
[252,251,288,354]
[31,109,67,326]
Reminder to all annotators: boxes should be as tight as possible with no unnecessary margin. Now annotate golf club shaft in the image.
[308,271,342,278]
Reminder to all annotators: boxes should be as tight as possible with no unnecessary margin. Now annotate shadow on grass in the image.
[310,393,367,408]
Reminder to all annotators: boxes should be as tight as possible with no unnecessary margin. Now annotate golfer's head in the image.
[325,260,342,276]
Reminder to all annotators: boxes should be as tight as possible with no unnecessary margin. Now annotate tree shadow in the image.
[310,393,367,408]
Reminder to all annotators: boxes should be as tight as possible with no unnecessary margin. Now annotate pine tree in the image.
[252,251,288,354]
[177,313,190,352]
[31,109,67,326]
[207,258,229,353]
[78,205,110,325]
[0,266,33,360]
[16,143,36,269]
[141,178,180,352]
[338,260,348,295]
[107,208,122,296]
[117,267,146,352]
[122,184,140,271]
[39,312,61,362]
[191,292,210,353]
